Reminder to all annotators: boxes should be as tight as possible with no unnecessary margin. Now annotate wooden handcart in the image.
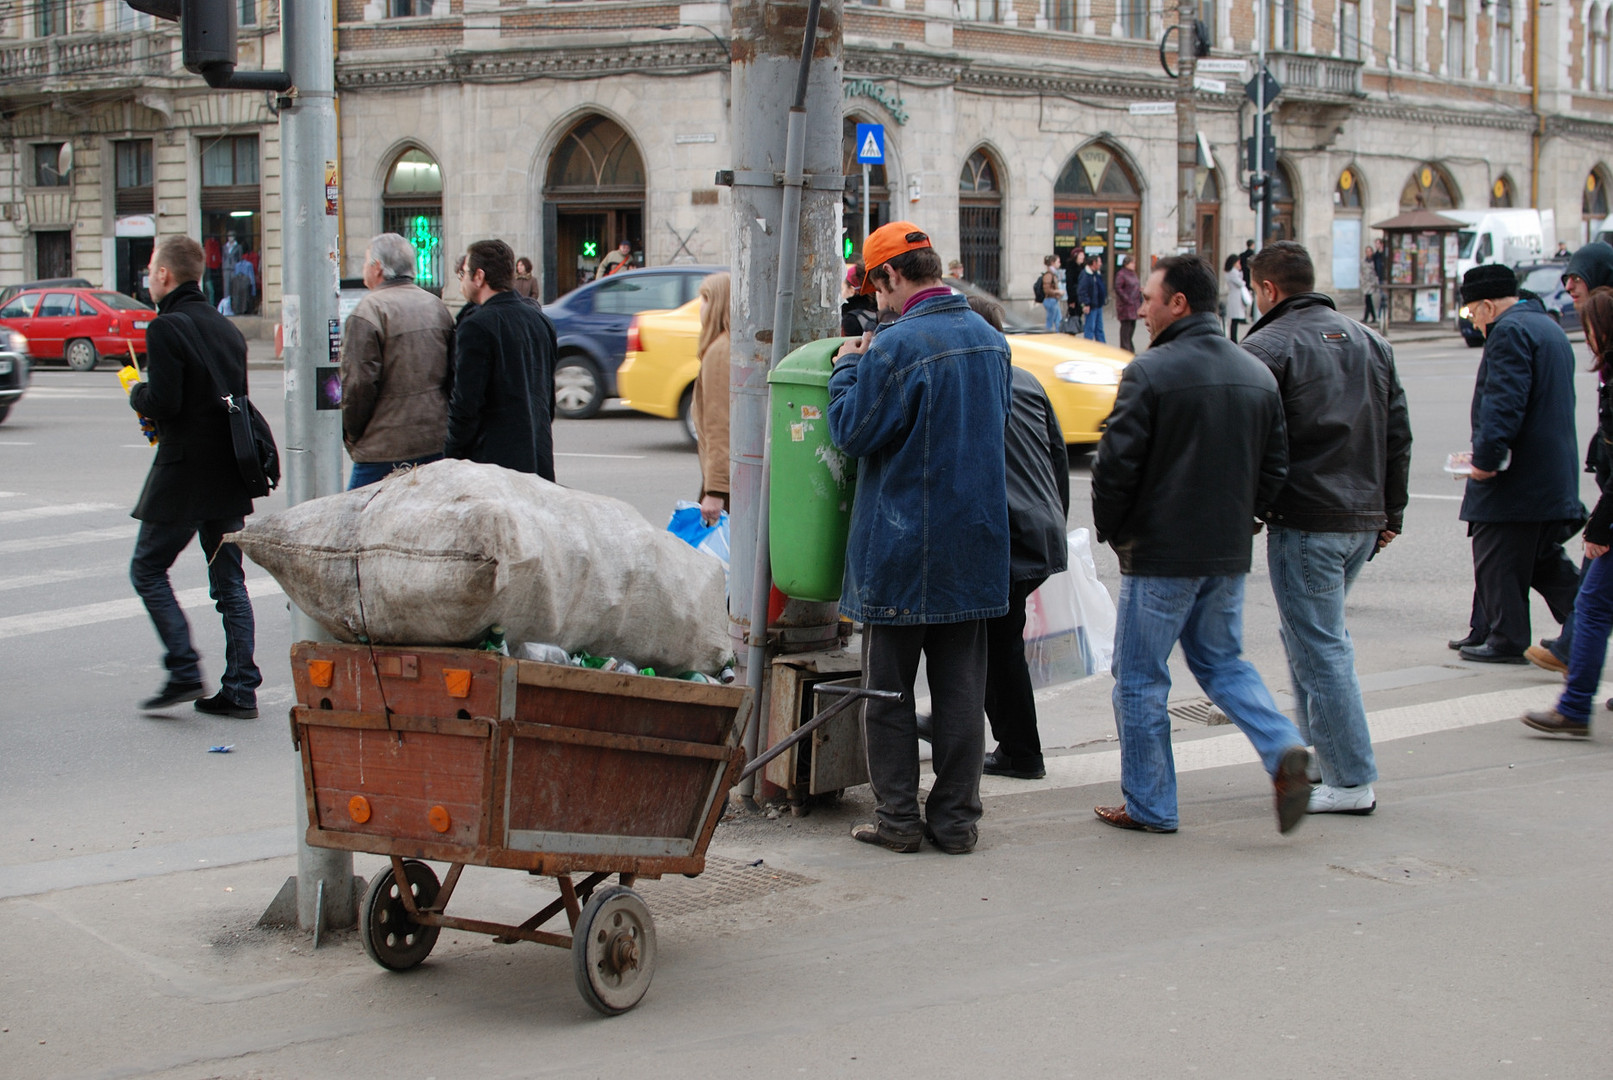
[289,642,752,1015]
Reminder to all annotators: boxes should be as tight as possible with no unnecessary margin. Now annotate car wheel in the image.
[679,386,698,448]
[65,339,99,372]
[554,355,603,419]
[1465,335,1485,349]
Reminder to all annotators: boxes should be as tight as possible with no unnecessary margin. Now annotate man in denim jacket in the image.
[828,221,1013,856]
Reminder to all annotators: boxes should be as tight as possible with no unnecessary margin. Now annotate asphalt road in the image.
[2,332,1610,1078]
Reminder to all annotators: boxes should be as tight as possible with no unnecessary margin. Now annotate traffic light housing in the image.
[125,0,290,90]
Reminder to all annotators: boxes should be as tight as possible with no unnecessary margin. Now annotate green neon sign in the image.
[409,214,440,285]
[582,240,599,258]
[843,236,854,260]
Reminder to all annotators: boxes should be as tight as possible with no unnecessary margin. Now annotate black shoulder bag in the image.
[169,310,281,498]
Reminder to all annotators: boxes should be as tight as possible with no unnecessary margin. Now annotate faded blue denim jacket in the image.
[827,291,1012,625]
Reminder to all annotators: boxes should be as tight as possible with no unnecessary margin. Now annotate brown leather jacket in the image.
[692,332,730,497]
[339,279,455,463]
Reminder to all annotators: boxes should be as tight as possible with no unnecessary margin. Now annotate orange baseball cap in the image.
[858,221,932,295]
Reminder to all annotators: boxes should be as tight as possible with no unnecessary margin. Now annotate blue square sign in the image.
[854,123,885,165]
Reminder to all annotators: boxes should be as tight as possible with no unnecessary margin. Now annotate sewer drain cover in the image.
[1168,698,1230,725]
[1330,856,1469,886]
[634,854,818,917]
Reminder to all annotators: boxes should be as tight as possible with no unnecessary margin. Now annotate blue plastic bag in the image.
[666,502,730,576]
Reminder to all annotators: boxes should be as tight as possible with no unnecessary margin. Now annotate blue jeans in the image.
[1267,526,1379,788]
[1549,554,1590,663]
[1083,308,1106,342]
[1112,574,1303,830]
[349,452,443,489]
[1558,552,1613,721]
[1042,297,1062,330]
[130,518,261,707]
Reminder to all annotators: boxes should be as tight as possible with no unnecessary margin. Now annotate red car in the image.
[0,287,154,371]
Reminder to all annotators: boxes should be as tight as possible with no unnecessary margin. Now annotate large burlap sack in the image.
[229,459,731,673]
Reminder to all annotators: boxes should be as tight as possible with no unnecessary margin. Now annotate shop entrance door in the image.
[115,237,154,304]
[550,207,642,295]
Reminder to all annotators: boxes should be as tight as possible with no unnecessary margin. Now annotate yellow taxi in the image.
[617,278,1132,449]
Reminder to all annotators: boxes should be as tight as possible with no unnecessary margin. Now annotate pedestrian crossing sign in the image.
[855,123,885,165]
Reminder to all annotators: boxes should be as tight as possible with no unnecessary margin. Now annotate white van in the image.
[1446,209,1550,280]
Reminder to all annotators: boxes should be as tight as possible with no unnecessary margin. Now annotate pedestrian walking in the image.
[1360,245,1380,323]
[1038,254,1064,331]
[221,230,241,307]
[1561,241,1613,308]
[828,220,1013,856]
[597,239,633,277]
[1524,288,1613,736]
[446,239,560,479]
[513,257,540,301]
[1242,241,1413,816]
[1238,239,1255,282]
[1223,254,1249,342]
[1450,263,1584,663]
[125,235,262,720]
[691,271,731,524]
[339,232,455,488]
[1113,254,1142,353]
[1077,255,1107,342]
[1090,254,1310,835]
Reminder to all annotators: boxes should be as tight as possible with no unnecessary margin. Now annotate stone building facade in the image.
[2,0,1612,318]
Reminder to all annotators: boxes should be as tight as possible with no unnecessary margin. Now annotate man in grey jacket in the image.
[340,233,455,488]
[1242,241,1413,816]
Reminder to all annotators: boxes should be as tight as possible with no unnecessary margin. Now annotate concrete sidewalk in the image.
[5,671,1610,1078]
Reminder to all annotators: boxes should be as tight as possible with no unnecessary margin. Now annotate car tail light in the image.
[626,318,641,354]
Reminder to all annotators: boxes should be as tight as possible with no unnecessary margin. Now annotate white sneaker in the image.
[1307,783,1376,815]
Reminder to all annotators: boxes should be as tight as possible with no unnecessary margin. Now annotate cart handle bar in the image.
[739,685,903,781]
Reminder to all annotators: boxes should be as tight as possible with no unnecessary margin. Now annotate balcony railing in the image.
[0,29,176,83]
[1267,51,1363,97]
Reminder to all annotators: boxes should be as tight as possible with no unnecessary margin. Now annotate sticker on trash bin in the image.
[801,405,821,420]
[791,422,806,442]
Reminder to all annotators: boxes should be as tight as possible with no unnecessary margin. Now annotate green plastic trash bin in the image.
[768,338,856,602]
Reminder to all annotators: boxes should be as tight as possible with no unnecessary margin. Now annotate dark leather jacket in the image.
[1092,311,1288,576]
[1241,292,1413,534]
[1005,367,1070,583]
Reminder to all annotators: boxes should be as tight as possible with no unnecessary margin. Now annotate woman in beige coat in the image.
[691,272,731,525]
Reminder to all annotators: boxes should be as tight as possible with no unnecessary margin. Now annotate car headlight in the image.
[1054,360,1121,385]
[1458,305,1471,320]
[0,358,10,375]
[7,330,27,353]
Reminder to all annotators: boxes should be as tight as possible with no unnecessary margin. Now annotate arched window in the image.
[1491,174,1515,207]
[958,149,1003,297]
[843,115,890,256]
[1332,167,1365,289]
[1267,160,1297,242]
[543,115,646,299]
[382,148,444,292]
[1585,166,1611,243]
[1197,167,1221,274]
[1054,141,1143,294]
[1400,162,1459,210]
[1335,166,1364,210]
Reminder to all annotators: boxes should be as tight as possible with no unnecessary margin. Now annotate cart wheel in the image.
[361,859,441,971]
[572,884,657,1015]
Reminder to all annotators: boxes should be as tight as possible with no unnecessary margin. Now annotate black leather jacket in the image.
[1092,312,1288,576]
[1241,292,1413,534]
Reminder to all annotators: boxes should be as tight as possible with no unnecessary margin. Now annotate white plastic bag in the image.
[229,459,731,674]
[1022,528,1116,686]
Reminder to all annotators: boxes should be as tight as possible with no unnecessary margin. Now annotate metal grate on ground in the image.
[1167,698,1230,725]
[631,854,818,917]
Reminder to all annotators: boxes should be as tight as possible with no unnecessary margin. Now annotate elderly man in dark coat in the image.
[1452,263,1585,663]
[446,238,559,479]
[126,235,262,718]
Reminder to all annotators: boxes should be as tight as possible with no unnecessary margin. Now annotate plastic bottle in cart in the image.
[518,642,570,664]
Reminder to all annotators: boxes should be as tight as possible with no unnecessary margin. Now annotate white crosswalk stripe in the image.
[0,525,138,554]
[0,562,126,593]
[0,577,284,641]
[0,501,120,523]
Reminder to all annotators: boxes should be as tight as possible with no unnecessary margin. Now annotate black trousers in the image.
[860,620,987,849]
[984,578,1044,766]
[1118,319,1137,353]
[1468,520,1581,654]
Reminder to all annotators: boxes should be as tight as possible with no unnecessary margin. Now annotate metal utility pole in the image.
[1254,0,1268,248]
[726,0,843,800]
[280,0,350,933]
[1176,0,1198,255]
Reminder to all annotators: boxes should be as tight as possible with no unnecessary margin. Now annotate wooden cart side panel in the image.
[291,641,386,714]
[300,826,705,877]
[305,725,488,847]
[513,683,734,746]
[514,660,751,714]
[291,643,506,722]
[503,737,717,842]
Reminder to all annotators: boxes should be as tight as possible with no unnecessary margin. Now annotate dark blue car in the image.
[544,265,720,418]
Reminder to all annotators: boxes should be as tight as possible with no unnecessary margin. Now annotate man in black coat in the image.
[446,239,558,478]
[126,236,261,718]
[1453,263,1585,663]
[1090,255,1311,836]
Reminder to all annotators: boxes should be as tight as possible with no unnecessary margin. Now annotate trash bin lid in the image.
[766,337,849,389]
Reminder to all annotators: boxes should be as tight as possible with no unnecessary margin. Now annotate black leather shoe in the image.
[914,713,934,742]
[139,681,204,711]
[1448,632,1485,650]
[1459,644,1528,664]
[982,749,1046,780]
[195,692,258,720]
